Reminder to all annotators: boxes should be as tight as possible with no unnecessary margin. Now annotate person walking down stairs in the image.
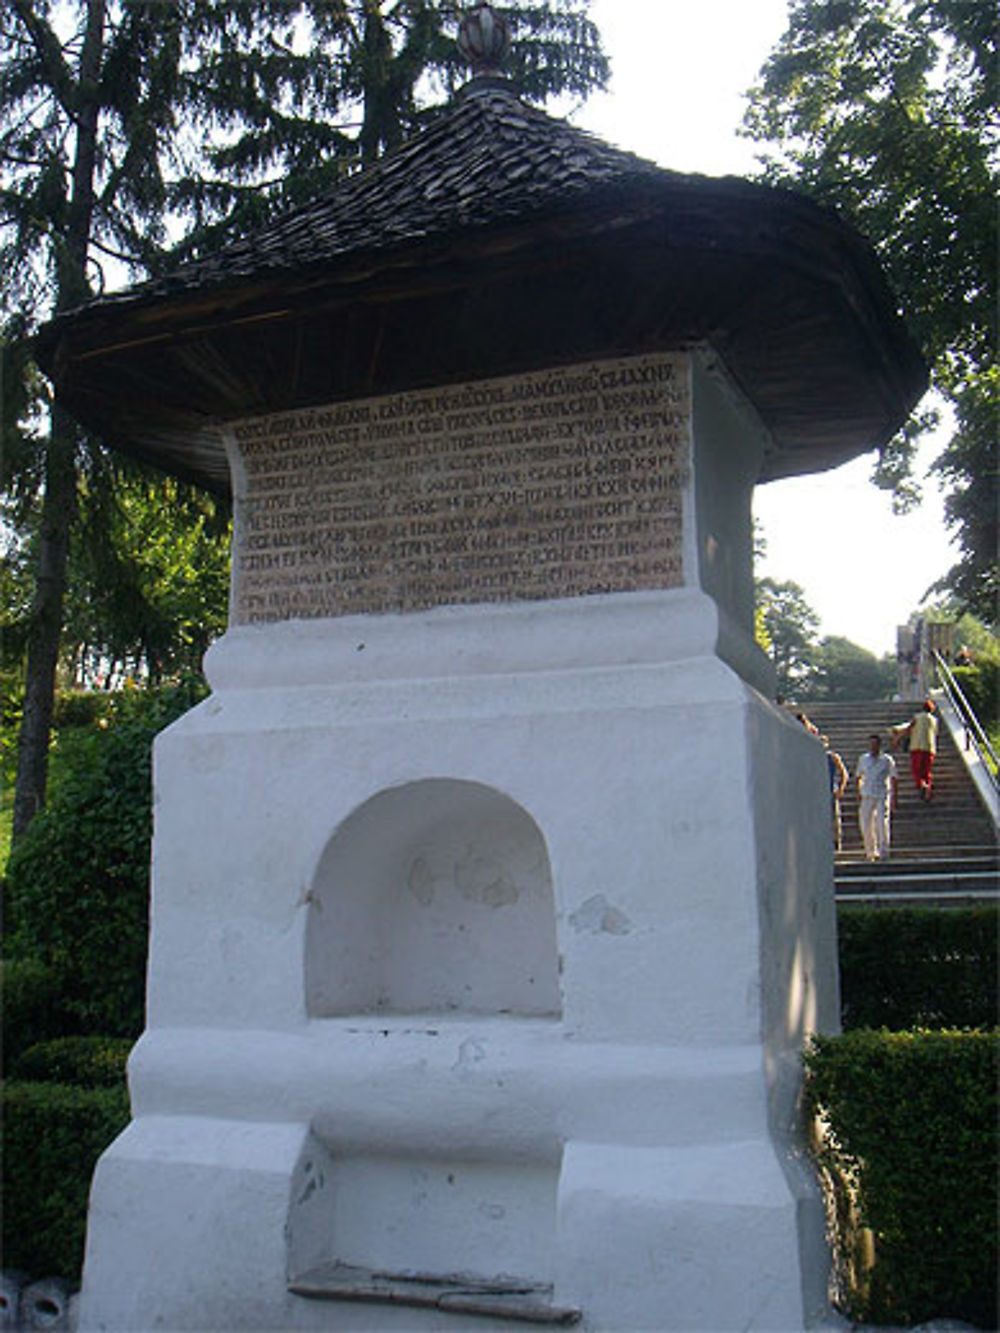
[855,733,898,861]
[823,736,849,853]
[892,699,940,802]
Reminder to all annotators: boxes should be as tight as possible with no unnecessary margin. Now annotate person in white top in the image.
[855,734,898,861]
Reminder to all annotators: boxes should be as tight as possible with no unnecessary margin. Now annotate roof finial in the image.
[457,4,512,78]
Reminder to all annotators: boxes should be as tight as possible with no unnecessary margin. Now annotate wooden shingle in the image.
[36,76,927,496]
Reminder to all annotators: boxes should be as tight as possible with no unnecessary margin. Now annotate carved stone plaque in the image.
[229,351,690,623]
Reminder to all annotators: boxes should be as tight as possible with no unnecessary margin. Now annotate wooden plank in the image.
[289,1263,581,1325]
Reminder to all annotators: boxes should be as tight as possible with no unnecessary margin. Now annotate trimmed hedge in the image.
[805,1029,998,1328]
[11,1036,133,1088]
[838,905,998,1031]
[0,958,78,1073]
[1,1081,129,1279]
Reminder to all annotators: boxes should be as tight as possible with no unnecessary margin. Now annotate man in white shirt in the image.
[855,733,898,861]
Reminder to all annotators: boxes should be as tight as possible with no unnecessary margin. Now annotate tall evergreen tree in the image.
[1,1,609,840]
[742,0,998,623]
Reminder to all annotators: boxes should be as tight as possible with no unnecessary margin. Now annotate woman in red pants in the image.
[893,700,939,800]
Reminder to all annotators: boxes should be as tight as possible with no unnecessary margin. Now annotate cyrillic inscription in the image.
[230,352,690,621]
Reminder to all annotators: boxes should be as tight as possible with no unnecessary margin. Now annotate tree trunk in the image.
[11,0,105,844]
[12,407,78,838]
[359,1,397,165]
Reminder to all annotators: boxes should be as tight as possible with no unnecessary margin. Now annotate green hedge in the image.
[952,661,999,731]
[11,1036,133,1088]
[4,679,204,1037]
[805,1029,998,1328]
[1,1080,130,1279]
[0,958,79,1073]
[838,905,998,1030]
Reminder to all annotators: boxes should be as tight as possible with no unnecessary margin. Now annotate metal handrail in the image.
[932,650,1000,795]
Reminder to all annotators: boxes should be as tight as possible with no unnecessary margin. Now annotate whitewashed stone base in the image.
[78,590,839,1331]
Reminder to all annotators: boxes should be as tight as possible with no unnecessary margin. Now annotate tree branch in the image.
[9,0,78,122]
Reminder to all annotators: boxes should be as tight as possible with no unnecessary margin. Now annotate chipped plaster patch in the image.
[568,894,632,936]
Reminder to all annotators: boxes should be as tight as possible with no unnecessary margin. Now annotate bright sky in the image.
[570,0,956,659]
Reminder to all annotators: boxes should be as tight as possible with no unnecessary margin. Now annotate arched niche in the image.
[305,779,561,1018]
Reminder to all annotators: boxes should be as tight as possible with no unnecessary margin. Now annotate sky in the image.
[568,0,957,659]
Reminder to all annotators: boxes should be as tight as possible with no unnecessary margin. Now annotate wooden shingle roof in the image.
[37,77,927,495]
[110,80,670,302]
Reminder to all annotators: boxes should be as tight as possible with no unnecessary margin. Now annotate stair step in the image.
[795,700,997,905]
[837,847,997,863]
[837,857,998,878]
[835,888,998,907]
[836,871,997,892]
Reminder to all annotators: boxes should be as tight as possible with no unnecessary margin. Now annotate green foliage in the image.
[11,1036,133,1088]
[802,636,896,703]
[838,906,999,1031]
[4,679,205,1036]
[947,609,1000,663]
[1,1080,129,1279]
[930,364,999,618]
[754,573,901,701]
[0,501,35,672]
[51,690,114,728]
[64,471,232,685]
[755,576,818,696]
[805,1030,998,1327]
[951,661,999,732]
[0,958,78,1073]
[743,0,998,619]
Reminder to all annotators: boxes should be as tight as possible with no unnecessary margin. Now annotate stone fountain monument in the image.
[37,9,926,1329]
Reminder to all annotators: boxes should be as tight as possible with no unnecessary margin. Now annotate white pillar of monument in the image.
[77,346,841,1332]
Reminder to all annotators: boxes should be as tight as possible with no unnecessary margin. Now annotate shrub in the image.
[0,958,78,1073]
[51,691,114,729]
[805,1029,998,1328]
[11,1036,133,1088]
[837,905,998,1031]
[952,661,999,731]
[4,678,205,1037]
[1,1080,129,1280]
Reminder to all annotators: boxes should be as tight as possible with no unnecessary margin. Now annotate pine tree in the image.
[1,1,609,840]
[742,0,998,623]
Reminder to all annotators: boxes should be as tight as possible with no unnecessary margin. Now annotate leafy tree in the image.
[1,1,609,839]
[62,473,231,686]
[756,576,819,697]
[802,635,896,703]
[914,602,1000,667]
[742,0,998,622]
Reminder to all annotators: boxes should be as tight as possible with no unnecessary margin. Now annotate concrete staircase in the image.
[801,700,998,906]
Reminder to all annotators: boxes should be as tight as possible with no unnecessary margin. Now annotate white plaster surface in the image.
[77,356,837,1331]
[305,779,560,1017]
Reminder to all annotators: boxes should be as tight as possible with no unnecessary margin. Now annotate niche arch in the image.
[305,779,561,1018]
